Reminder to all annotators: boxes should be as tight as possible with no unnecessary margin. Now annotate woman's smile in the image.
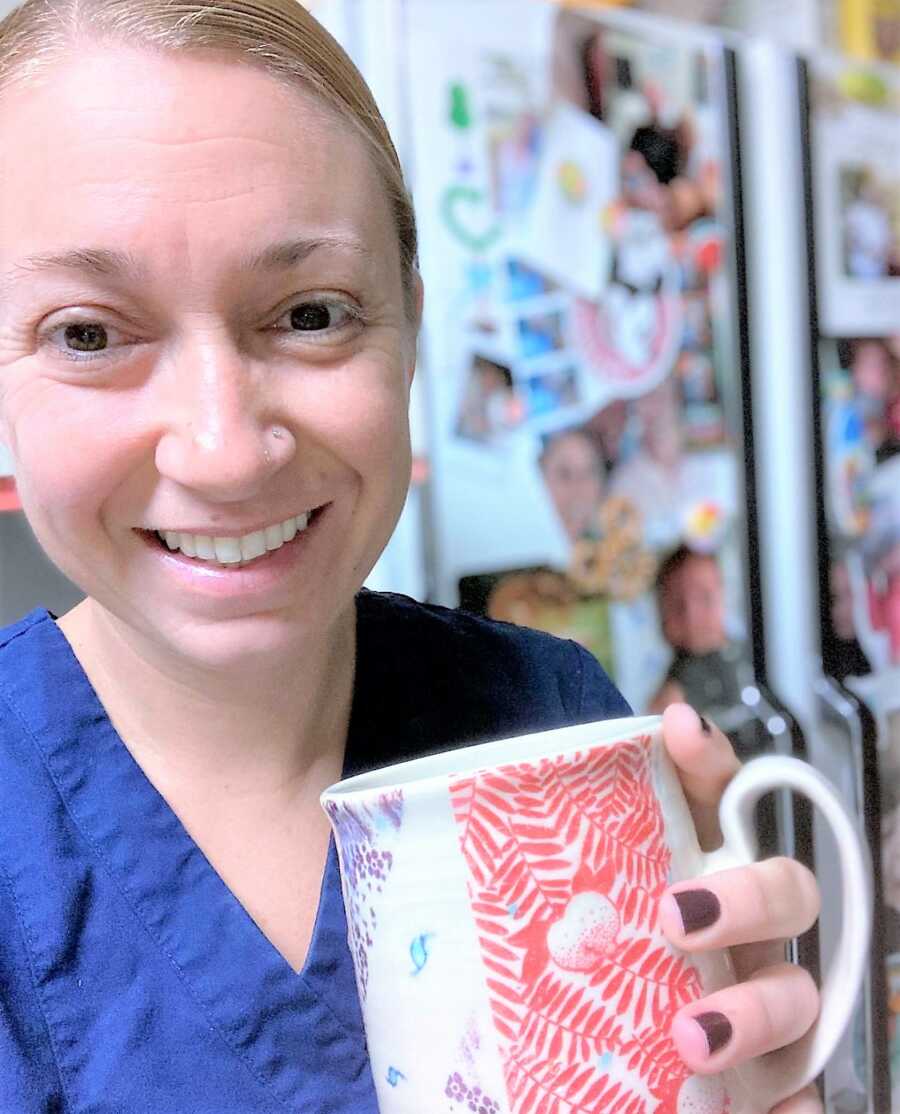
[149,507,319,565]
[131,504,331,597]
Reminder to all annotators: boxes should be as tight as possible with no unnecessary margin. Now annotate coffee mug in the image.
[321,715,870,1114]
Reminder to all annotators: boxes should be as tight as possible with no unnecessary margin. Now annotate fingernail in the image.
[694,1011,732,1055]
[699,715,712,736]
[673,888,721,933]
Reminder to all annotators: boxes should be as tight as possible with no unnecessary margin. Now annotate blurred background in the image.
[3,0,900,1108]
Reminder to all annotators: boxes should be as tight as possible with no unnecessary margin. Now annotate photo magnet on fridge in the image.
[511,101,619,300]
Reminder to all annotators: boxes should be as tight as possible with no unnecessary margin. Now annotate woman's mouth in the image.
[140,508,324,570]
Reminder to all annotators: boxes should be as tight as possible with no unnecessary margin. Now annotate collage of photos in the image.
[821,332,900,1103]
[808,48,900,1109]
[440,11,757,741]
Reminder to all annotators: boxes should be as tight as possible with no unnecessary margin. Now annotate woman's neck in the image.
[57,598,356,815]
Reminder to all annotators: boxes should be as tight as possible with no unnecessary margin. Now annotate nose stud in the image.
[271,426,285,440]
[191,430,217,451]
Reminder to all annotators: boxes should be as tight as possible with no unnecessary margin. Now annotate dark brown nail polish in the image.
[694,1011,732,1055]
[673,888,721,933]
[699,715,712,736]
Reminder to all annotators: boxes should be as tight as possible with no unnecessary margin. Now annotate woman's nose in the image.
[153,338,295,500]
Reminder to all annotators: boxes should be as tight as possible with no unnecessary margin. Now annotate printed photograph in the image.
[517,310,568,359]
[521,365,582,422]
[455,353,525,445]
[840,164,900,280]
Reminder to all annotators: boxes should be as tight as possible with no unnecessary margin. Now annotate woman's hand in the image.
[658,704,824,1114]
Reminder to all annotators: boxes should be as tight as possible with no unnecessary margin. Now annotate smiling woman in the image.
[0,2,824,1113]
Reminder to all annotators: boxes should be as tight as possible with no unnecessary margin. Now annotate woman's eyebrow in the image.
[244,234,375,272]
[0,235,374,297]
[0,247,145,295]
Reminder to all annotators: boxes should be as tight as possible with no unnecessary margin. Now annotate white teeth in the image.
[213,537,243,564]
[154,511,314,565]
[240,530,267,562]
[264,524,284,551]
[178,532,197,558]
[194,535,216,560]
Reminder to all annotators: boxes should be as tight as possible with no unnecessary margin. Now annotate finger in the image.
[670,962,819,1075]
[659,858,821,952]
[661,703,740,847]
[770,1084,824,1114]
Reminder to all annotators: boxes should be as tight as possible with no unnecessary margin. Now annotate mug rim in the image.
[321,714,663,804]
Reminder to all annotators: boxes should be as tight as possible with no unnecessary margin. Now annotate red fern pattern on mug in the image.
[449,734,729,1114]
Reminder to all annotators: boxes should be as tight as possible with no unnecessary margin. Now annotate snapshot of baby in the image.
[840,164,900,280]
[649,546,745,719]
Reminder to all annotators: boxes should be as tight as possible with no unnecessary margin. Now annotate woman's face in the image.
[659,557,725,656]
[0,46,419,667]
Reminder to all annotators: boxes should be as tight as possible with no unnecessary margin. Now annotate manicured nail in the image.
[694,1011,732,1055]
[673,888,721,933]
[699,715,712,736]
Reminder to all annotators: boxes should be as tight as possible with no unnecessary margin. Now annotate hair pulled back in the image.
[0,0,418,305]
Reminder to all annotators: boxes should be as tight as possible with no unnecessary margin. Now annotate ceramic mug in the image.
[321,715,870,1114]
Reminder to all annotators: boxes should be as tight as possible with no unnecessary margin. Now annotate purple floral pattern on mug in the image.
[325,789,404,997]
[444,1071,502,1113]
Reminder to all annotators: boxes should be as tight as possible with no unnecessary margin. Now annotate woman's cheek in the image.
[309,357,411,469]
[12,386,138,510]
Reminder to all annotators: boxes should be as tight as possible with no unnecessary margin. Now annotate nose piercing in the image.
[271,426,285,440]
[192,430,217,451]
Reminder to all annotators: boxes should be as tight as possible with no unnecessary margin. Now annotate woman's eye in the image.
[40,317,126,362]
[276,299,357,335]
[62,322,109,353]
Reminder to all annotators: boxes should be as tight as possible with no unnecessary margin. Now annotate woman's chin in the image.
[166,614,327,669]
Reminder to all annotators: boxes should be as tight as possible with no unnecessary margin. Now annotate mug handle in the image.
[696,755,872,1108]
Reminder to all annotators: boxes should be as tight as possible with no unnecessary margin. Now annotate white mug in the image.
[321,715,870,1114]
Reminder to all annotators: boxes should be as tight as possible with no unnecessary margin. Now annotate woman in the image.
[0,1,822,1110]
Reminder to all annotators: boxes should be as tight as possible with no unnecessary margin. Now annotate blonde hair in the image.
[0,0,418,307]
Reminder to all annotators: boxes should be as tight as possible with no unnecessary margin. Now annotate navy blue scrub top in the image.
[0,591,630,1113]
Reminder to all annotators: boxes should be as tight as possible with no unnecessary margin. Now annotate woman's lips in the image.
[135,504,329,596]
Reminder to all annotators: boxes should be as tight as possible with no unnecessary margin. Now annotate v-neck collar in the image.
[0,607,375,1108]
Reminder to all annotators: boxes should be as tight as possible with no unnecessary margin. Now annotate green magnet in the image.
[449,82,472,131]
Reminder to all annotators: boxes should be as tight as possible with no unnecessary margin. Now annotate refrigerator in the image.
[400,2,900,1106]
[404,0,803,829]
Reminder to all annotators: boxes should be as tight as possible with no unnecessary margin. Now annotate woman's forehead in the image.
[0,44,394,280]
